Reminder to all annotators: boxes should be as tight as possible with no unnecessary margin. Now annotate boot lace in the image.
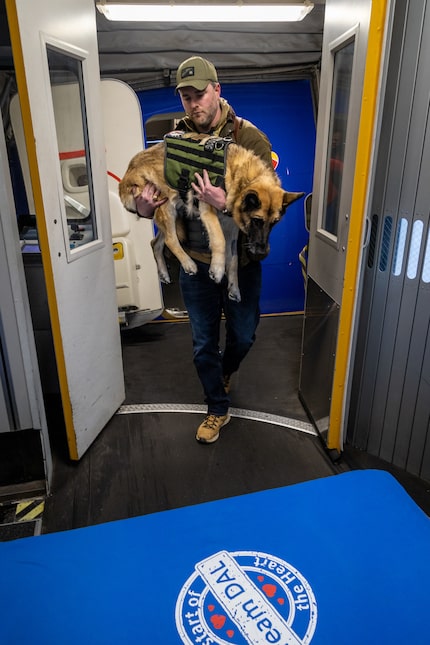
[202,415,221,429]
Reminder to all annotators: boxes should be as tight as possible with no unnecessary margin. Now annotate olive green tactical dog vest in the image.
[164,133,232,199]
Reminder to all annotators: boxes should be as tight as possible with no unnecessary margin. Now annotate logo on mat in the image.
[176,550,317,644]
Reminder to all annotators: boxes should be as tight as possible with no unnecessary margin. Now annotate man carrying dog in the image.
[136,56,273,444]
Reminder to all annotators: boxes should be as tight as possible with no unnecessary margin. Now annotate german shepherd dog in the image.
[119,134,304,302]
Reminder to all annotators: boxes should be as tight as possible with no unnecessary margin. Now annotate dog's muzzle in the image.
[246,244,270,261]
[245,219,271,260]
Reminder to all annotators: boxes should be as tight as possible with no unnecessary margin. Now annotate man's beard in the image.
[191,108,217,133]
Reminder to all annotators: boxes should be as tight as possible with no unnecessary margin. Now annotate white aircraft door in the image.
[6,0,125,459]
[299,0,388,452]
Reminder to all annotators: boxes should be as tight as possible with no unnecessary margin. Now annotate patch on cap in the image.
[180,66,196,80]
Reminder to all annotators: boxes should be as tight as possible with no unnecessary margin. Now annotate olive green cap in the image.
[175,56,218,92]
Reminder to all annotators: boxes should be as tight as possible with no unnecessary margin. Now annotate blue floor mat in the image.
[1,470,429,644]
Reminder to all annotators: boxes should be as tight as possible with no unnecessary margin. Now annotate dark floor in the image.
[41,314,430,534]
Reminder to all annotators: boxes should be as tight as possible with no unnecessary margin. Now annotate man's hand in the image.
[134,183,167,219]
[192,170,227,211]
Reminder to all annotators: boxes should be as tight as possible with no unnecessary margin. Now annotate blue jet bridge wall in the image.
[138,80,316,314]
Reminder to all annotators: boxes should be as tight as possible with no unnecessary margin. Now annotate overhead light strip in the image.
[96,3,314,22]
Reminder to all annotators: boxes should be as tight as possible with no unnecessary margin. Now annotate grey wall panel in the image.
[388,88,430,469]
[378,0,430,463]
[393,283,430,471]
[348,0,430,481]
[383,119,430,467]
[347,3,407,446]
[366,263,404,456]
[379,280,425,463]
[406,316,430,477]
[417,353,430,481]
[348,0,411,450]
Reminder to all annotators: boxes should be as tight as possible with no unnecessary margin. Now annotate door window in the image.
[47,46,98,251]
[321,39,355,237]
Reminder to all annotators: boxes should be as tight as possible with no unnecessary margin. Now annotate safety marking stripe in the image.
[15,500,45,522]
[117,403,317,436]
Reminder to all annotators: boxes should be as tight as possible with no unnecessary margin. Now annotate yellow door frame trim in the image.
[327,0,390,451]
[6,0,78,459]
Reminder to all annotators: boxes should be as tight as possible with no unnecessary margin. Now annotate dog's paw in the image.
[209,263,225,284]
[158,271,171,284]
[182,258,198,275]
[228,284,241,302]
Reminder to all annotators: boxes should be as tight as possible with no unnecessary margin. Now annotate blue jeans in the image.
[180,259,262,415]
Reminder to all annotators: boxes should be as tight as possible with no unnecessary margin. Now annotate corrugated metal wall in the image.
[348,0,430,481]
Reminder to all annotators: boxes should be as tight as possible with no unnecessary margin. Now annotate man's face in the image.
[179,83,221,133]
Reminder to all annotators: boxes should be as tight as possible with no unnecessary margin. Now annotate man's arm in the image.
[236,119,273,169]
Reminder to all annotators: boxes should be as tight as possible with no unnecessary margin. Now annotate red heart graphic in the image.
[262,583,277,598]
[210,614,227,630]
[257,575,264,582]
[207,604,215,612]
[226,629,235,638]
[277,597,285,605]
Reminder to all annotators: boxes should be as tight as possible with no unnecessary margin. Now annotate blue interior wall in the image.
[137,80,316,313]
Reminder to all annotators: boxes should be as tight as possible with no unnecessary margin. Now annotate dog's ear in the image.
[283,191,305,208]
[242,191,261,212]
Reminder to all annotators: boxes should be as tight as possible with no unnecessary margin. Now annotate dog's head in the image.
[232,183,304,261]
[118,152,148,213]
